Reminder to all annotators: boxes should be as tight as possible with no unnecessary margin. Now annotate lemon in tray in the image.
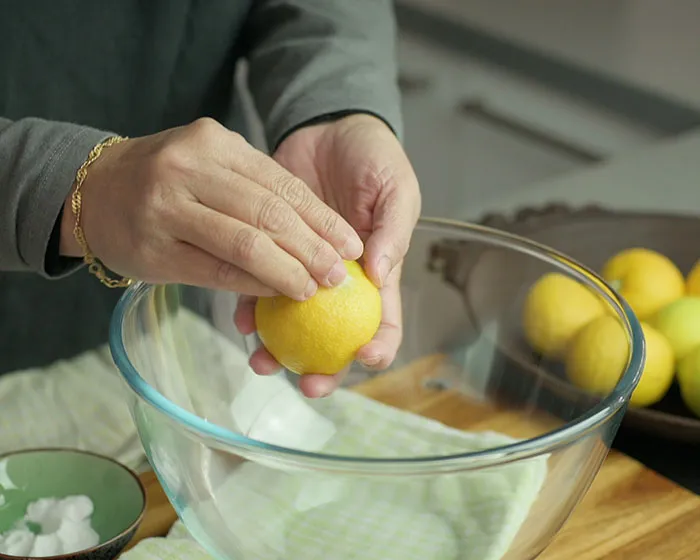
[651,296,700,360]
[677,345,700,418]
[601,248,685,320]
[255,260,381,375]
[565,315,675,408]
[686,259,700,296]
[522,272,607,360]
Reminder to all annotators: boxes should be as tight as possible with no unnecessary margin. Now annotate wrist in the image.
[275,111,394,151]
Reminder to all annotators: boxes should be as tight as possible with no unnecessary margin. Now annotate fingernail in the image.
[377,256,391,287]
[303,279,318,300]
[362,355,382,367]
[341,235,364,260]
[326,261,347,287]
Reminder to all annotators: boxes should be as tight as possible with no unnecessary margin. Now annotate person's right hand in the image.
[59,118,364,300]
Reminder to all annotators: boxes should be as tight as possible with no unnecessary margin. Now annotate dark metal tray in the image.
[429,204,700,443]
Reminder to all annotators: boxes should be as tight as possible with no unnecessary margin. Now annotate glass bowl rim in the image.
[109,217,645,473]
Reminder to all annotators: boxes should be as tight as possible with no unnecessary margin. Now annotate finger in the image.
[173,202,317,301]
[249,345,347,399]
[233,295,257,335]
[227,146,364,260]
[298,368,349,398]
[364,177,420,288]
[249,346,283,376]
[357,263,403,370]
[194,170,347,288]
[167,243,277,296]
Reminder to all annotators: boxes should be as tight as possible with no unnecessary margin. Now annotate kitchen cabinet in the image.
[397,31,660,220]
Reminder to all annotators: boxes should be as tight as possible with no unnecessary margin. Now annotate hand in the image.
[59,118,364,300]
[235,114,421,398]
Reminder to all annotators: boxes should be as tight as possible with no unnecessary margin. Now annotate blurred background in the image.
[394,0,700,219]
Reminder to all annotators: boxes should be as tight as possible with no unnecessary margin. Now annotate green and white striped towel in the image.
[0,311,548,560]
[0,345,145,470]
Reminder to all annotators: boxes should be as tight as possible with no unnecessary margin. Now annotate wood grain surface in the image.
[123,471,179,553]
[126,354,700,559]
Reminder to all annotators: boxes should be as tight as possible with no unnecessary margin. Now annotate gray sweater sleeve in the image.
[0,117,112,277]
[241,0,403,150]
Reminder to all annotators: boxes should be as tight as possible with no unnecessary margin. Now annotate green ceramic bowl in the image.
[0,449,145,560]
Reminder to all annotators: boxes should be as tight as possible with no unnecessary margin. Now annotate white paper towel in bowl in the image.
[156,386,548,560]
[121,310,549,560]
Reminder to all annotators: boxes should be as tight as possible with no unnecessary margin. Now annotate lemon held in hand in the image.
[602,248,684,320]
[565,315,674,408]
[522,272,607,360]
[255,260,382,375]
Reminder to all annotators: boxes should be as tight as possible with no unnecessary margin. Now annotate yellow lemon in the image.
[601,248,684,320]
[651,296,700,360]
[255,260,381,375]
[522,272,607,359]
[677,344,700,417]
[563,258,614,297]
[565,315,674,408]
[685,259,700,296]
[564,258,619,314]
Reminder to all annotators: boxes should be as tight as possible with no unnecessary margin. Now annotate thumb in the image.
[363,181,420,288]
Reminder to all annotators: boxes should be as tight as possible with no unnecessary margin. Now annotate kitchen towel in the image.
[0,310,548,560]
[0,344,145,470]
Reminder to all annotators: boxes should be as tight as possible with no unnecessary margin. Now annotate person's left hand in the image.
[235,114,421,398]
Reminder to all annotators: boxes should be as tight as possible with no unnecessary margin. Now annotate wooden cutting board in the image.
[126,355,700,559]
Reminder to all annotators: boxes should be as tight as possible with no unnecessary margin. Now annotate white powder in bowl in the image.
[0,495,100,557]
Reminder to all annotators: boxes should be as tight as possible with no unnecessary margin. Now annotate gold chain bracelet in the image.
[71,135,133,289]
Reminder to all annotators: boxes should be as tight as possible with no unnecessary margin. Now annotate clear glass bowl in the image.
[109,218,644,560]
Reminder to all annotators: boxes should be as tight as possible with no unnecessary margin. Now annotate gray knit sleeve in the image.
[0,117,112,277]
[241,0,403,150]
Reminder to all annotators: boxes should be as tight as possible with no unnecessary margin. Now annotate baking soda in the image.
[0,495,100,557]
